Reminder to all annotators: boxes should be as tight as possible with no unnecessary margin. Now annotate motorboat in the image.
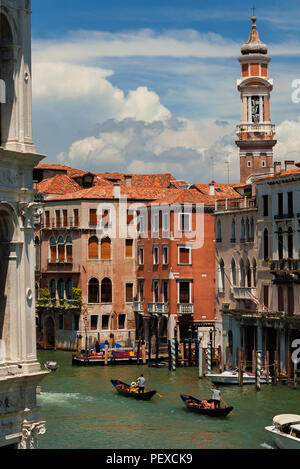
[265,414,300,449]
[206,369,271,385]
[44,361,59,371]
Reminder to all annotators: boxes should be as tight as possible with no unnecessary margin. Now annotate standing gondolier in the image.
[136,374,146,393]
[211,385,221,409]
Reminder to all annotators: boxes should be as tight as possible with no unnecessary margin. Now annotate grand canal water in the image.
[37,350,300,449]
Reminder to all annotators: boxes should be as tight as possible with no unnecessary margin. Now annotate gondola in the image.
[180,394,233,417]
[111,379,157,400]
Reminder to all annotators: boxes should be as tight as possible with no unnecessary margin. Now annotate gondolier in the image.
[211,385,221,409]
[137,374,146,393]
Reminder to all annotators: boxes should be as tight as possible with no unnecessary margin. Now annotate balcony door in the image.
[178,281,191,304]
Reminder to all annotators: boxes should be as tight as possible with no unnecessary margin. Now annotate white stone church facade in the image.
[0,0,48,449]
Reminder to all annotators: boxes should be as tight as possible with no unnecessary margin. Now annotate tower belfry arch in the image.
[0,0,48,450]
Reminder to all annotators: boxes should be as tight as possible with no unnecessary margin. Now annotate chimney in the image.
[113,183,120,199]
[285,160,295,171]
[124,175,132,187]
[209,181,215,196]
[274,161,281,175]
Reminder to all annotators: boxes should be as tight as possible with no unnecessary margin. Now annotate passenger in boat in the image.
[211,385,221,409]
[129,381,138,392]
[136,374,146,393]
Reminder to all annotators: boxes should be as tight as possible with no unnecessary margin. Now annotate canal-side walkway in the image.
[37,350,300,449]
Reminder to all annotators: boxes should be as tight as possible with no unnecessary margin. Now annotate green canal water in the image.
[37,350,300,450]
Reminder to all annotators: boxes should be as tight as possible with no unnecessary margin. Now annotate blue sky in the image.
[30,1,300,182]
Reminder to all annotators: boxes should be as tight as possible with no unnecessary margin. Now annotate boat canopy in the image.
[273,414,300,426]
[290,424,300,432]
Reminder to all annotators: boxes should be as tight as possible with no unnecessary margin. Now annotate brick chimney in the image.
[209,181,215,196]
[284,160,295,171]
[274,161,281,175]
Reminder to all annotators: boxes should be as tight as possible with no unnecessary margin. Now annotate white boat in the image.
[44,361,59,371]
[206,370,271,385]
[265,414,300,449]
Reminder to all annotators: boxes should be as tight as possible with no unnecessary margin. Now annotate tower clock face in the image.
[251,96,260,123]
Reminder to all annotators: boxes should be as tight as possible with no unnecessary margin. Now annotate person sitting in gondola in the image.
[130,382,138,392]
[136,374,146,393]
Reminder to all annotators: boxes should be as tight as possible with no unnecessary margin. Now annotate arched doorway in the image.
[43,316,56,350]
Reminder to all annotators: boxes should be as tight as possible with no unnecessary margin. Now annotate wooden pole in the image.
[238,350,243,387]
[188,339,192,367]
[198,338,203,378]
[266,350,270,384]
[168,340,172,371]
[175,337,179,368]
[294,361,297,390]
[181,342,184,366]
[77,335,82,355]
[155,321,159,367]
[274,350,278,385]
[142,341,146,364]
[252,350,256,374]
[104,342,109,366]
[137,338,141,365]
[195,339,199,368]
[148,321,152,368]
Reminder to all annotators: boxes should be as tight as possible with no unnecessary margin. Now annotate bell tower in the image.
[0,0,35,152]
[236,15,276,183]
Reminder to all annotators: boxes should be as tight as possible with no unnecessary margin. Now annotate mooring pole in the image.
[155,321,159,367]
[207,340,212,374]
[137,337,141,365]
[172,327,177,371]
[168,340,172,371]
[198,331,203,378]
[256,350,261,391]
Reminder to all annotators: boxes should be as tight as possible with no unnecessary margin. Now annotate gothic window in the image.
[246,218,250,242]
[66,235,73,262]
[246,258,251,287]
[288,227,294,259]
[101,237,111,260]
[88,278,99,303]
[216,220,222,242]
[50,236,57,263]
[49,279,56,299]
[57,278,65,299]
[219,259,225,292]
[66,278,73,300]
[231,259,237,286]
[88,236,99,259]
[252,259,257,287]
[101,278,112,303]
[239,259,245,287]
[240,218,245,242]
[250,217,254,242]
[57,236,65,263]
[231,219,236,242]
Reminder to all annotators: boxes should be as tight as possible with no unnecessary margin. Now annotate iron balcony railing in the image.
[269,259,300,272]
[133,301,144,312]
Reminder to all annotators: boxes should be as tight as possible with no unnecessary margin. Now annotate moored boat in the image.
[265,414,300,449]
[44,361,59,371]
[111,379,156,400]
[180,394,233,417]
[206,370,271,385]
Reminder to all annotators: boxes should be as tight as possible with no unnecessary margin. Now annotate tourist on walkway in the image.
[211,385,221,409]
[137,374,146,393]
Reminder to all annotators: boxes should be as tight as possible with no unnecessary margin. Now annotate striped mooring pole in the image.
[207,341,212,374]
[256,350,261,391]
[172,327,177,371]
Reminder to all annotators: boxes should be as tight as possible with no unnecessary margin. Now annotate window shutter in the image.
[179,247,190,264]
[89,209,97,225]
[58,244,65,262]
[125,239,133,258]
[101,238,111,259]
[126,283,133,302]
[88,237,99,259]
[50,246,56,263]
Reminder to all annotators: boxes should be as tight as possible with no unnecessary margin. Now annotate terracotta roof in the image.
[147,189,216,207]
[35,163,70,172]
[191,183,243,199]
[254,167,300,182]
[96,172,176,188]
[37,174,82,195]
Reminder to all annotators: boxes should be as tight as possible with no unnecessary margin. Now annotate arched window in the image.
[231,258,237,286]
[57,278,65,299]
[278,227,283,260]
[240,218,245,242]
[216,220,222,242]
[101,278,112,303]
[252,259,257,287]
[50,236,57,263]
[49,279,56,299]
[219,259,225,292]
[250,217,254,242]
[239,259,245,287]
[101,237,111,260]
[66,278,73,300]
[263,228,269,260]
[57,236,65,263]
[88,236,99,259]
[246,258,251,287]
[88,278,99,303]
[66,235,73,263]
[288,227,293,259]
[231,219,236,242]
[246,218,250,242]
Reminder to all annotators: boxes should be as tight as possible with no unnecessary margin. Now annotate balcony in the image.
[231,287,257,300]
[215,197,257,213]
[274,213,294,220]
[269,259,300,273]
[148,302,169,314]
[133,301,144,313]
[41,218,79,229]
[36,298,81,309]
[236,123,275,140]
[177,303,194,314]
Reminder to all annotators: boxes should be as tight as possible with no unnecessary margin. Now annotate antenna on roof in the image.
[225,160,230,183]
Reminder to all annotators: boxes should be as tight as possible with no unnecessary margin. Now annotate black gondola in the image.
[180,394,233,417]
[111,379,156,400]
